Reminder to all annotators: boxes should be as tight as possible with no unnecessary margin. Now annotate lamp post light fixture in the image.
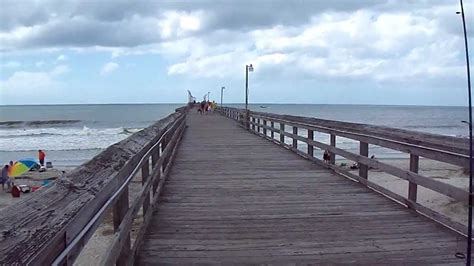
[245,64,254,129]
[457,0,473,264]
[245,64,254,111]
[221,86,225,107]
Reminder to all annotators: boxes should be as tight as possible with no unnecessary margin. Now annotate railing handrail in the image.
[250,113,470,168]
[219,106,470,155]
[51,112,185,265]
[218,106,471,236]
[0,107,187,265]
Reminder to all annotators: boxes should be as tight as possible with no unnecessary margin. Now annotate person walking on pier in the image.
[199,101,205,114]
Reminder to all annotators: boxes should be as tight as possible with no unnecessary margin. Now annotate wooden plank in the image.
[136,110,469,265]
[256,127,470,239]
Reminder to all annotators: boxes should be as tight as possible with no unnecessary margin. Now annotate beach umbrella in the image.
[9,159,38,177]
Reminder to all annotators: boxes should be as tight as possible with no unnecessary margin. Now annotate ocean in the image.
[0,104,469,168]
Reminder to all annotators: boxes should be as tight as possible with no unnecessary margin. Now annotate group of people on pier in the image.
[197,100,217,114]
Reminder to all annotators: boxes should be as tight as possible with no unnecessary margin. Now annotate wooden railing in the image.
[0,107,188,265]
[219,106,471,236]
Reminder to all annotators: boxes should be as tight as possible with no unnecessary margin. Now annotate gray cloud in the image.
[0,0,394,50]
[1,0,470,50]
[1,0,470,90]
[0,0,51,31]
[19,17,161,48]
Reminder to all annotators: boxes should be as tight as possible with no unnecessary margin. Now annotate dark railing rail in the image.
[219,106,470,236]
[0,107,188,265]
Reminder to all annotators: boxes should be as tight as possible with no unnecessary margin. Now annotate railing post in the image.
[280,123,285,144]
[113,187,130,266]
[292,126,298,149]
[359,142,369,179]
[153,148,161,194]
[162,133,169,171]
[263,120,267,136]
[151,146,159,166]
[307,130,314,157]
[330,134,336,165]
[270,121,275,139]
[257,118,261,133]
[245,110,250,129]
[408,154,419,206]
[252,117,256,131]
[141,157,150,217]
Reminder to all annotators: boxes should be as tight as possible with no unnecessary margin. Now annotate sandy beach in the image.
[338,158,469,226]
[0,168,69,210]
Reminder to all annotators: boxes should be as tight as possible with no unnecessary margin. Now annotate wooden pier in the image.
[0,105,472,265]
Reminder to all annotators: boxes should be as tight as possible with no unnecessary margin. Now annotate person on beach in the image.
[1,165,12,191]
[38,150,46,166]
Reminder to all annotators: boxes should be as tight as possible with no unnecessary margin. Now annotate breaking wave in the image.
[0,119,82,128]
[0,126,143,151]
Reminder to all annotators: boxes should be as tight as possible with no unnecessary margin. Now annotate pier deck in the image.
[136,111,465,264]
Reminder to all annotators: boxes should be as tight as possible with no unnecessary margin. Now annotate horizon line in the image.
[0,102,467,108]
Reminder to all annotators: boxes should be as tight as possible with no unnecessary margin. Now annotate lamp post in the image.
[245,64,254,129]
[457,0,473,264]
[221,86,225,106]
[207,91,211,102]
[245,64,254,110]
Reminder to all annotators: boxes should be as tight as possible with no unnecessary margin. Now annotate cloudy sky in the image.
[0,0,472,105]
